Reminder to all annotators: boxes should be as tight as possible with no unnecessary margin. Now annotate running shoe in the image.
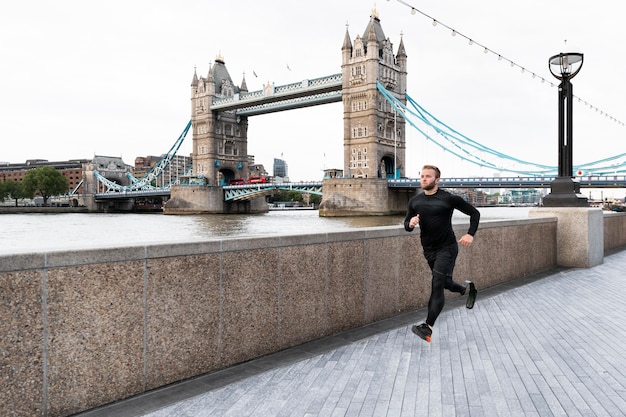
[464,280,477,309]
[411,323,432,342]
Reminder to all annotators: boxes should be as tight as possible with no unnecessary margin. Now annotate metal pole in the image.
[394,109,397,179]
[565,77,574,178]
[557,80,566,177]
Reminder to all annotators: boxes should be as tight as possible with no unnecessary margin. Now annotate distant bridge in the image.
[388,175,626,189]
[93,175,626,202]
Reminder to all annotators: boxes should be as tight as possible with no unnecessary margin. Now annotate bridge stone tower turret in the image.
[320,10,412,216]
[190,55,250,186]
[165,56,268,214]
[341,10,407,179]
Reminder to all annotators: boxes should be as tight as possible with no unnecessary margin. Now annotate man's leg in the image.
[425,269,447,327]
[445,276,466,293]
[425,244,458,327]
[412,267,453,342]
[438,248,478,308]
[412,250,439,342]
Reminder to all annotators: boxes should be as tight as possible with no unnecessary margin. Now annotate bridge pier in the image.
[319,178,413,217]
[164,185,268,214]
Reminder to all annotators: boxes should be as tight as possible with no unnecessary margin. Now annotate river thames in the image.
[0,206,533,254]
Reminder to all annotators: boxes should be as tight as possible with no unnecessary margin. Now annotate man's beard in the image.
[422,180,437,191]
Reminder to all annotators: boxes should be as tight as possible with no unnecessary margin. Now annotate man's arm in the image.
[454,197,480,236]
[403,199,418,232]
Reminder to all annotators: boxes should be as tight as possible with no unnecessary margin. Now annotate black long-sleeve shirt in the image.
[403,188,480,250]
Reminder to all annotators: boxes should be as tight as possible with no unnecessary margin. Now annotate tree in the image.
[1,180,32,207]
[285,190,303,202]
[22,166,69,206]
[268,190,307,204]
[309,194,322,205]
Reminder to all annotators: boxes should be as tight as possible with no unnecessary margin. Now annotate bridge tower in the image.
[166,56,268,213]
[320,10,412,216]
[190,55,250,186]
[341,10,407,179]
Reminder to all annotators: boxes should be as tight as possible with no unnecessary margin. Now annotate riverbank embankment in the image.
[2,212,626,416]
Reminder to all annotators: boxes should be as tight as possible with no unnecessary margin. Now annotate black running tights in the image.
[424,243,465,326]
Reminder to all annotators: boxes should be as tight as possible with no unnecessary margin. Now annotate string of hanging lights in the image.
[391,0,625,127]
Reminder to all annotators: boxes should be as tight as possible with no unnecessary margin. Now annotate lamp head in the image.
[549,52,584,80]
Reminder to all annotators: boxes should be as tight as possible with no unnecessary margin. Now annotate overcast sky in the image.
[1,0,624,185]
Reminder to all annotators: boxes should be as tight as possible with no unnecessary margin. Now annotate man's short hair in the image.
[422,165,441,178]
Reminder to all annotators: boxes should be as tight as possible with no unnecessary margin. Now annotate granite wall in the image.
[0,216,568,416]
[604,211,626,251]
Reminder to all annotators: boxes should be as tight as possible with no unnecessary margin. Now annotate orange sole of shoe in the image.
[411,325,432,342]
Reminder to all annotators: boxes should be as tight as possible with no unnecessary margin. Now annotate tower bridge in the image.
[85,10,624,214]
[164,10,410,215]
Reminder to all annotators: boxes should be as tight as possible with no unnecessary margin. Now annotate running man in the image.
[404,165,480,342]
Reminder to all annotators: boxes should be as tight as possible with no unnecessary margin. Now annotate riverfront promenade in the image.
[76,249,626,417]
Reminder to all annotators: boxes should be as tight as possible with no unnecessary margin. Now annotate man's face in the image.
[420,168,439,191]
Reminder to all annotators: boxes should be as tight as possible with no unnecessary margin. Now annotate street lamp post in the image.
[393,109,398,180]
[542,51,588,207]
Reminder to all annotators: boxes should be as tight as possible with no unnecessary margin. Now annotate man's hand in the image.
[409,214,420,229]
[458,234,474,247]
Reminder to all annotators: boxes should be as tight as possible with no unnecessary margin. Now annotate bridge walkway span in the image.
[92,175,626,201]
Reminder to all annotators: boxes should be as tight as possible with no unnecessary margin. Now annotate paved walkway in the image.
[76,250,626,417]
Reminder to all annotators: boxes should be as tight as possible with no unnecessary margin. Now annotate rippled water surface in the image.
[0,207,531,254]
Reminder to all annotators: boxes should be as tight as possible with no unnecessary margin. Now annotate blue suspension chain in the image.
[377,81,626,176]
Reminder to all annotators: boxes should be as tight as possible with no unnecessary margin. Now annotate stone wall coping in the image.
[0,217,557,272]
